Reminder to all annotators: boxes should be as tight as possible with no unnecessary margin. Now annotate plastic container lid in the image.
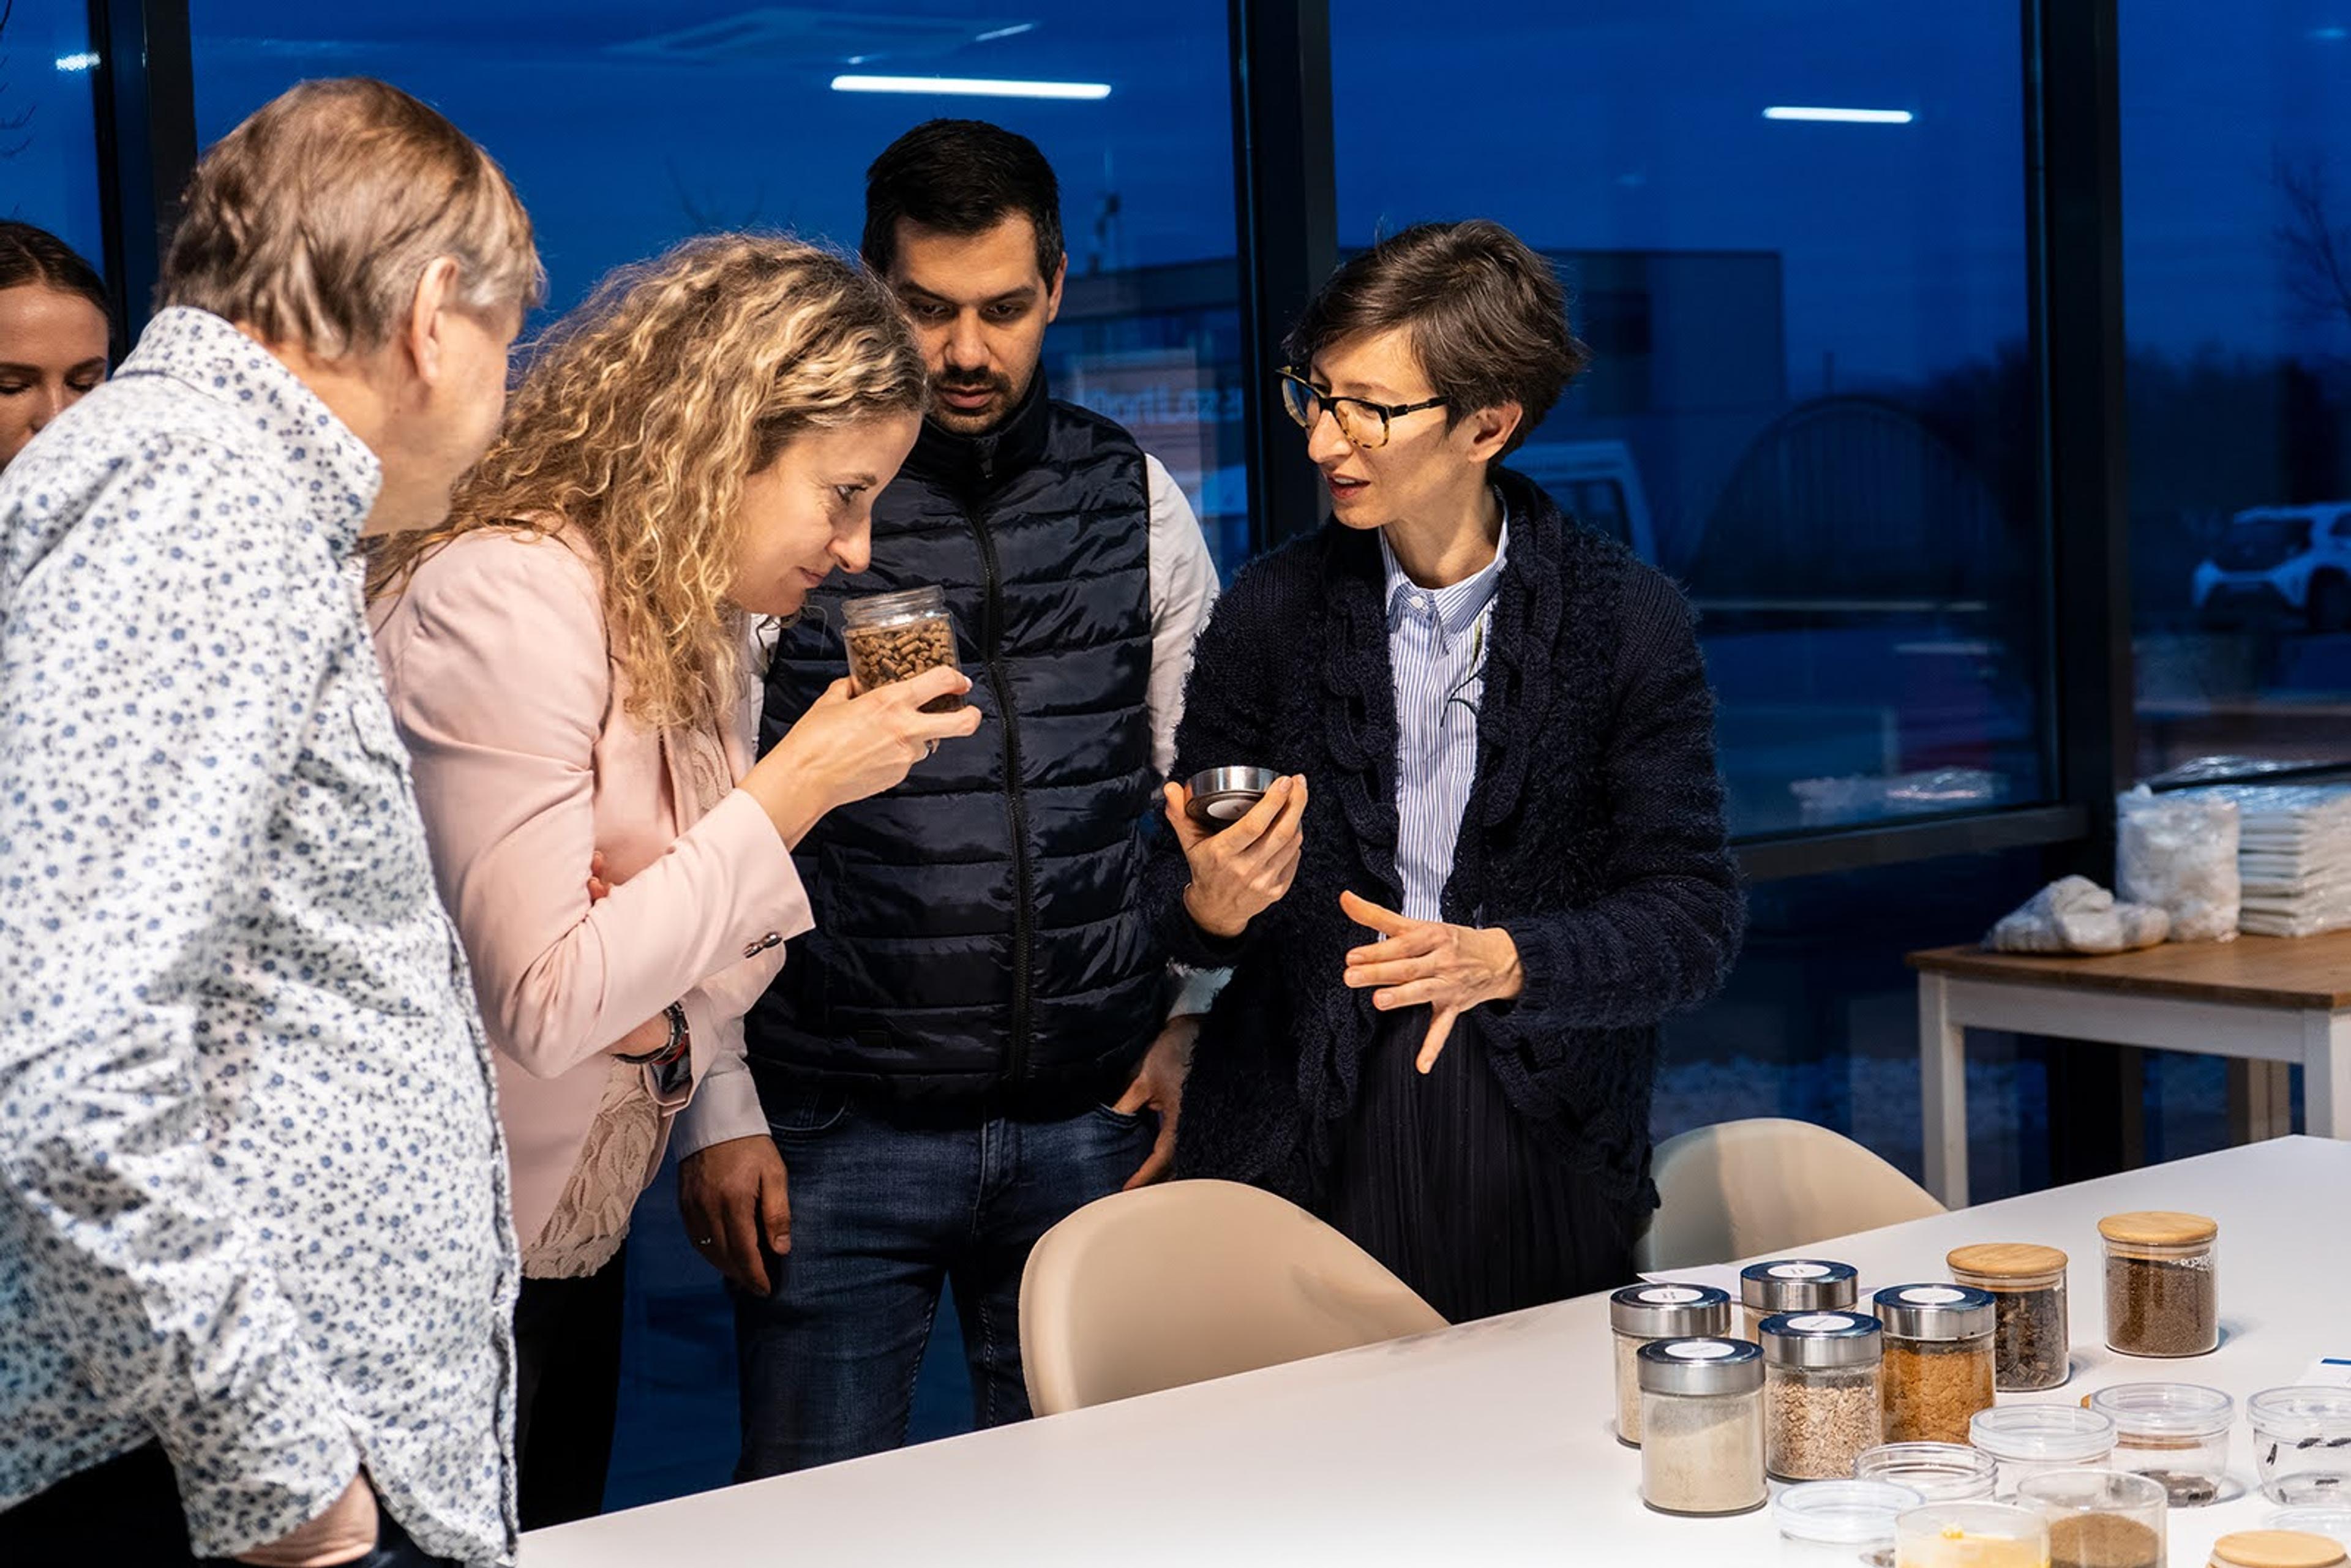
[2099,1210,2219,1247]
[1854,1442,2001,1502]
[1636,1337,1764,1397]
[2251,1387,2351,1441]
[2211,1531,2351,1568]
[1610,1282,1731,1337]
[1760,1310,1884,1369]
[2015,1466,2167,1513]
[839,585,947,628]
[1742,1259,1860,1311]
[1969,1403,2117,1463]
[1775,1480,1924,1544]
[1873,1283,1998,1340]
[1948,1242,2070,1282]
[1897,1500,2050,1544]
[2265,1510,2351,1549]
[2092,1381,2236,1438]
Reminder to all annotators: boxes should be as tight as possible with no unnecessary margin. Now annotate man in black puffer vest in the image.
[679,121,1221,1477]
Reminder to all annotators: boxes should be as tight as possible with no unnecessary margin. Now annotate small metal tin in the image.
[1637,1336,1764,1397]
[1760,1310,1884,1369]
[1185,765,1278,827]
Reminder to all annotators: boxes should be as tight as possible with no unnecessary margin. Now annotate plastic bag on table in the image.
[1986,875,2170,954]
[2116,785,2241,942]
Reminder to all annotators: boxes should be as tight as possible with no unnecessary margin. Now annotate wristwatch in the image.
[617,1002,691,1068]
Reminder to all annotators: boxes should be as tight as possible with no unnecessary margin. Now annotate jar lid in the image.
[1946,1242,2069,1280]
[1774,1480,1924,1545]
[1760,1310,1883,1368]
[1637,1336,1764,1397]
[2211,1531,2351,1568]
[2251,1387,2351,1441]
[2099,1209,2218,1246]
[1741,1258,1859,1310]
[2264,1510,2351,1547]
[2090,1381,2235,1437]
[1853,1441,2000,1502]
[1610,1282,1731,1337]
[841,585,947,627]
[1968,1403,2116,1463]
[1872,1283,1996,1340]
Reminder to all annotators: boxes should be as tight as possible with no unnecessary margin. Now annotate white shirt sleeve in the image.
[1144,454,1231,1021]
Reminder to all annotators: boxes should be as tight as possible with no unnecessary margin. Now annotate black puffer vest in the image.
[744,375,1166,1109]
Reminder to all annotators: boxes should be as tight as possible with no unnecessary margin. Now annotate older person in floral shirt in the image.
[0,81,540,1567]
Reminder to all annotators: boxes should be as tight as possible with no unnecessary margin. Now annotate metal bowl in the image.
[1185,765,1278,828]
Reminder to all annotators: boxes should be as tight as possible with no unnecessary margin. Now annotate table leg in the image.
[2305,1009,2351,1140]
[2229,1060,2293,1144]
[1919,973,1968,1208]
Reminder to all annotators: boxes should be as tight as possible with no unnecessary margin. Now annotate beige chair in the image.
[1019,1179,1447,1416]
[1635,1117,1946,1271]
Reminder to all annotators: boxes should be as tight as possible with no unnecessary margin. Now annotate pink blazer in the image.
[370,526,808,1260]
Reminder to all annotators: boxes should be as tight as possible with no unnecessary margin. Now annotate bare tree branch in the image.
[2276,149,2351,332]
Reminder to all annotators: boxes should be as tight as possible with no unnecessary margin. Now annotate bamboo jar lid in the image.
[2210,1530,2350,1568]
[2098,1210,2219,1247]
[1948,1242,2069,1279]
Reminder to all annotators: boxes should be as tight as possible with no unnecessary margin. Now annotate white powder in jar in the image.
[1641,1390,1766,1515]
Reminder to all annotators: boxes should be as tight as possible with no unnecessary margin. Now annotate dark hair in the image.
[1285,219,1590,459]
[0,220,111,322]
[861,119,1063,283]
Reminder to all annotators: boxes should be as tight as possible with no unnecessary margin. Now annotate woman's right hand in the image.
[1164,775,1308,940]
[742,667,982,846]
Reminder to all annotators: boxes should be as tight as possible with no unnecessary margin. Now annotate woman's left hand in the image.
[1338,890,1524,1074]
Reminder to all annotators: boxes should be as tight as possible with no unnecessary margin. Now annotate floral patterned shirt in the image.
[0,308,519,1564]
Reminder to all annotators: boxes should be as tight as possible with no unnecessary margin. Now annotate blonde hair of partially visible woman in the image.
[369,233,927,730]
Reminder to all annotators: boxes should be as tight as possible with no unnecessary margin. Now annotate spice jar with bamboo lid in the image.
[1948,1243,2071,1392]
[2210,1530,2351,1568]
[2100,1211,2219,1358]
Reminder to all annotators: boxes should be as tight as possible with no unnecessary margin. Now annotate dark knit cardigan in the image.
[1146,467,1745,1213]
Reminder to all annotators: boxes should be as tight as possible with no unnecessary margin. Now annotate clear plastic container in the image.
[1609,1283,1731,1445]
[2100,1210,2219,1359]
[1766,1311,1886,1482]
[1969,1404,2117,1500]
[2210,1530,2350,1567]
[1745,1259,1862,1340]
[2018,1468,2165,1568]
[2093,1382,2235,1508]
[1638,1337,1768,1517]
[1778,1480,1925,1567]
[2252,1388,2351,1506]
[1877,1285,1999,1446]
[2265,1511,2351,1552]
[1856,1442,2002,1504]
[1948,1244,2071,1392]
[840,585,964,711]
[1895,1501,2051,1568]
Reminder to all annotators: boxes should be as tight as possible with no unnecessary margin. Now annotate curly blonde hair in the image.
[369,233,926,730]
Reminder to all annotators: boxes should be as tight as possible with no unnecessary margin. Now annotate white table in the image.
[527,1137,2351,1566]
[1911,937,2351,1207]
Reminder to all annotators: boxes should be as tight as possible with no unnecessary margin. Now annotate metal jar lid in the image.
[1741,1259,1860,1312]
[1638,1336,1764,1397]
[1610,1282,1733,1338]
[1872,1283,1996,1341]
[1761,1310,1884,1368]
[1185,765,1279,827]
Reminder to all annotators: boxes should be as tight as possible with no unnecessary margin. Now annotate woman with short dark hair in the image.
[1149,219,1744,1322]
[0,221,110,471]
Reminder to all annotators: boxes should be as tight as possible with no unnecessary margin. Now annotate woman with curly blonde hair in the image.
[369,233,980,1526]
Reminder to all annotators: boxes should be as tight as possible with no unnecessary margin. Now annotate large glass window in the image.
[1331,2,2046,836]
[2125,2,2351,783]
[189,1,1251,567]
[1,0,104,270]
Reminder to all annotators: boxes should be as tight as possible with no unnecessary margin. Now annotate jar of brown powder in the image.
[2100,1210,2219,1359]
[1875,1283,1997,1446]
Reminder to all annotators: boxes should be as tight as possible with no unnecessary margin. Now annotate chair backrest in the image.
[1636,1117,1946,1271]
[1019,1179,1448,1417]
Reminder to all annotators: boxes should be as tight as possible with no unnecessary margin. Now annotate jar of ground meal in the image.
[2210,1531,2351,1568]
[2018,1469,2166,1568]
[1876,1285,1997,1446]
[2099,1210,2218,1358]
[2091,1382,2235,1508]
[1776,1480,1925,1568]
[1894,1501,2050,1568]
[1638,1337,1768,1517]
[1948,1244,2072,1392]
[839,586,964,711]
[1610,1282,1731,1445]
[1968,1404,2117,1499]
[1745,1259,1862,1340]
[1764,1311,1886,1482]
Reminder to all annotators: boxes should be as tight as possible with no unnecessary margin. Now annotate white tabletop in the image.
[526,1136,2351,1566]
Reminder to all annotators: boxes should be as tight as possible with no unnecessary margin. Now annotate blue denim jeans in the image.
[731,1084,1154,1478]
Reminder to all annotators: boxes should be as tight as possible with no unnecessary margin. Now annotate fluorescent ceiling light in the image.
[1763,105,1914,124]
[54,51,99,71]
[832,73,1106,99]
[974,23,1038,42]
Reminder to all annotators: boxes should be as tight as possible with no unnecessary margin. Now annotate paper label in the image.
[1640,1286,1706,1305]
[1901,1286,1968,1305]
[1786,1313,1858,1334]
[1769,1263,1835,1280]
[1665,1340,1738,1360]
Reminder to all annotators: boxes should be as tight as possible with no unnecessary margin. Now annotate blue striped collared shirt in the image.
[1378,503,1509,923]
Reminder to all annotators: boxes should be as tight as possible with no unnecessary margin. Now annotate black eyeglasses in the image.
[1276,367,1447,450]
